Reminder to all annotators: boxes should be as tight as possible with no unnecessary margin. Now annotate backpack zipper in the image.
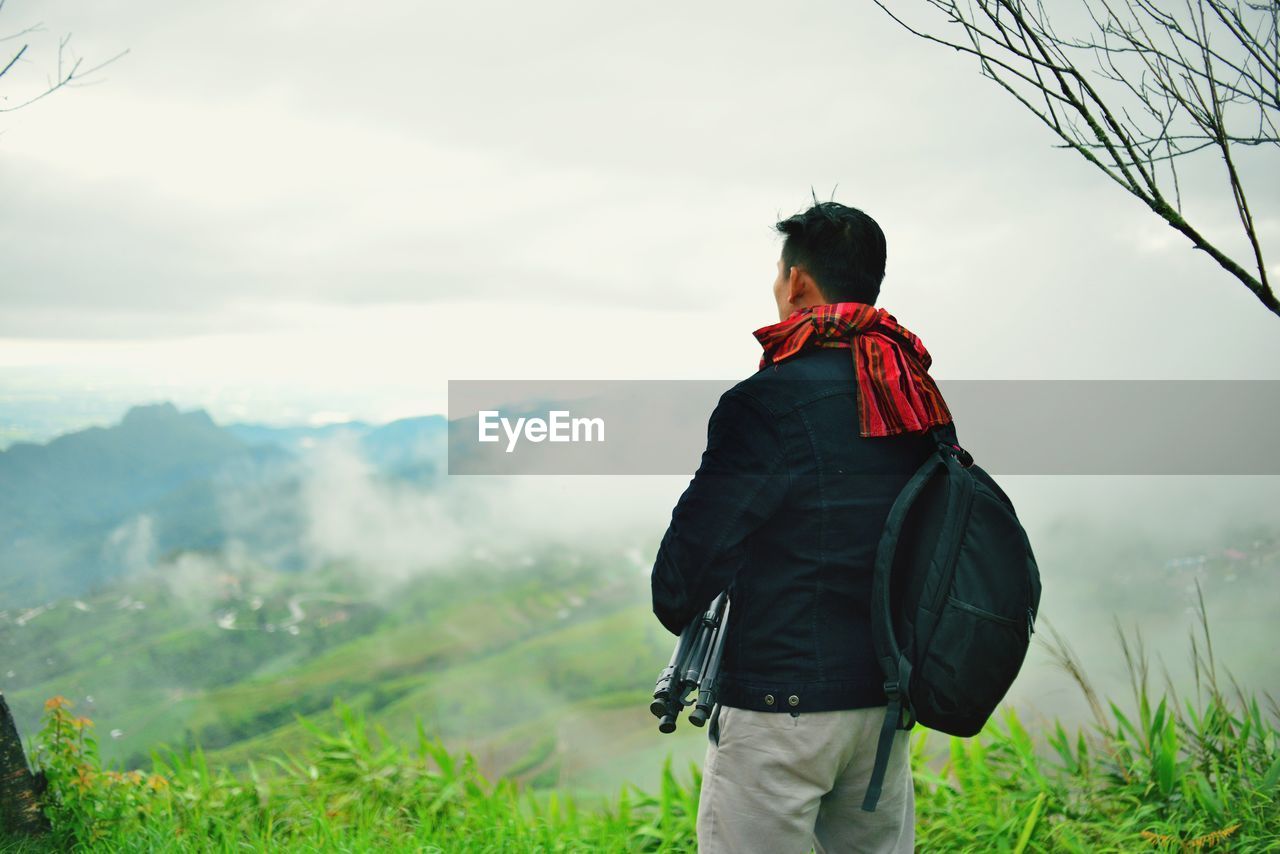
[945,594,1017,626]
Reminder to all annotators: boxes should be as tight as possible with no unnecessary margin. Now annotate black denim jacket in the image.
[650,347,942,713]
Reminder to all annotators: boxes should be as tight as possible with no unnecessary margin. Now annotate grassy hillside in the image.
[5,505,1279,850]
[7,525,1280,808]
[4,601,1277,852]
[2,543,709,800]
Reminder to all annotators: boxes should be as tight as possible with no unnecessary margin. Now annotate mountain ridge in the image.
[0,401,447,607]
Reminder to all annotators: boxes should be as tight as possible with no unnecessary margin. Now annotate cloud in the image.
[0,0,1276,423]
[101,512,157,576]
[290,429,685,594]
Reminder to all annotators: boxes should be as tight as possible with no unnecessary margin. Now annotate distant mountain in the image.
[224,420,372,454]
[226,414,447,481]
[0,403,292,606]
[358,415,447,481]
[0,403,447,608]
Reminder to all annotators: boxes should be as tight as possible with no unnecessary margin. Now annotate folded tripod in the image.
[649,591,730,733]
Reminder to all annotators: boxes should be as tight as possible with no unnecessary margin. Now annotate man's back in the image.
[713,347,935,711]
[652,346,936,712]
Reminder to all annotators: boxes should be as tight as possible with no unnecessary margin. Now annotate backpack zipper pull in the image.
[1026,607,1036,637]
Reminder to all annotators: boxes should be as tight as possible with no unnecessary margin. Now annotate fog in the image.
[226,433,1280,725]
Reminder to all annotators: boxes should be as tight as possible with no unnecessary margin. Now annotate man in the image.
[650,200,955,853]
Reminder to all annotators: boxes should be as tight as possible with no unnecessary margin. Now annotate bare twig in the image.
[0,5,129,113]
[874,0,1278,318]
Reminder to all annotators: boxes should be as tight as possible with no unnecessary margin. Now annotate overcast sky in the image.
[2,0,1278,437]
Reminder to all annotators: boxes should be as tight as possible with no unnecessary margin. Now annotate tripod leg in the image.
[652,618,699,718]
[689,596,731,726]
[653,592,729,733]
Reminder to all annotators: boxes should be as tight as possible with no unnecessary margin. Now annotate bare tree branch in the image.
[876,0,1278,318]
[0,5,129,114]
[0,40,24,82]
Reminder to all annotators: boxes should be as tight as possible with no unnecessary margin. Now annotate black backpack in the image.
[861,421,1043,811]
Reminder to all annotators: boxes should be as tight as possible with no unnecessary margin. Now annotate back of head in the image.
[775,201,887,305]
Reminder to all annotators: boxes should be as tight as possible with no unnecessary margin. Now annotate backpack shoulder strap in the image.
[864,421,973,812]
[863,441,942,813]
[869,451,942,678]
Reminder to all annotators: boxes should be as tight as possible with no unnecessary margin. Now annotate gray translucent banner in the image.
[447,380,1280,475]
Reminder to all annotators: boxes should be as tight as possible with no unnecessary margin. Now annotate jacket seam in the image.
[724,386,793,512]
[722,388,791,684]
[795,406,827,681]
[698,389,786,589]
[736,377,838,684]
[741,383,857,418]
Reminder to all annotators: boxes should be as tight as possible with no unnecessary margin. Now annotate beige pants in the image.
[696,704,914,854]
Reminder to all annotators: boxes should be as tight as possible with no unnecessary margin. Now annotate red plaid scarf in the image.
[752,302,953,438]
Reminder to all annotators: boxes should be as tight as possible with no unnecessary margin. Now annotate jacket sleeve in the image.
[650,388,788,636]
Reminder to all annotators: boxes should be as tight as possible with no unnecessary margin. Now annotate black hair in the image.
[774,197,886,305]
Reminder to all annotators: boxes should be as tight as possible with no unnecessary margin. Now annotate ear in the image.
[786,265,802,304]
[787,265,818,305]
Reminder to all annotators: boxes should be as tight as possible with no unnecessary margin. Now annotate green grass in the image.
[4,583,1277,852]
